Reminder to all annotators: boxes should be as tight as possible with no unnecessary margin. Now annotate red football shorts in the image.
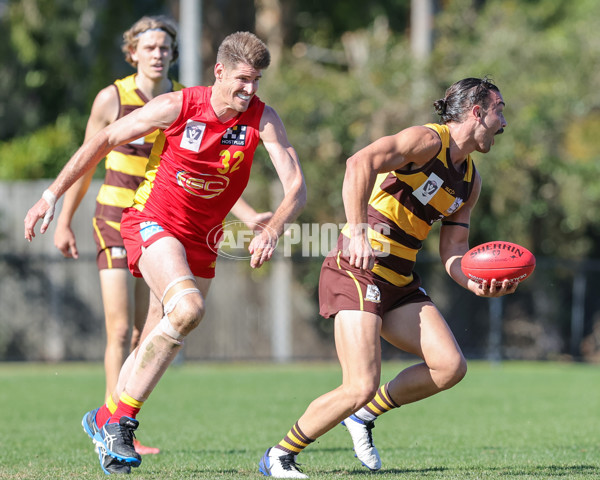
[120,207,217,279]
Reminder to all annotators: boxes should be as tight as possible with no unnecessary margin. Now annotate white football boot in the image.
[259,447,308,479]
[342,414,382,471]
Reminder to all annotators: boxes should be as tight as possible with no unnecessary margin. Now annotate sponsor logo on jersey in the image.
[139,221,164,242]
[445,197,463,215]
[365,284,381,303]
[413,173,443,205]
[221,125,247,146]
[176,170,230,199]
[180,120,207,152]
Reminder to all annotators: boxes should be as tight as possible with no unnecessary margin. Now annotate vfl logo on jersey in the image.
[176,170,230,199]
[445,197,463,215]
[413,173,443,205]
[139,222,164,242]
[221,125,247,146]
[365,284,381,303]
[180,120,206,152]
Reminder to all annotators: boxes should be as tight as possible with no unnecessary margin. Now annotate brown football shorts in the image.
[92,216,129,270]
[319,250,431,319]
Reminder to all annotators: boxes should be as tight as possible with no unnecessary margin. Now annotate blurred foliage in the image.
[291,0,410,46]
[258,0,600,262]
[1,0,600,263]
[430,0,600,258]
[0,0,174,140]
[0,113,86,178]
[0,0,94,139]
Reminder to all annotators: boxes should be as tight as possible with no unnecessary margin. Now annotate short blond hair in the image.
[122,15,179,67]
[216,32,270,70]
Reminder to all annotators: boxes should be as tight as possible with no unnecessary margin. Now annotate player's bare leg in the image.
[113,291,162,400]
[124,277,161,455]
[261,311,382,478]
[96,237,211,465]
[380,301,467,405]
[130,277,150,352]
[297,311,383,437]
[99,268,131,400]
[341,301,467,470]
[119,237,211,401]
[99,270,161,455]
[128,278,162,455]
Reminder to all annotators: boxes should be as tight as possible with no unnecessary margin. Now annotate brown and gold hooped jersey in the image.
[340,123,478,287]
[94,74,184,226]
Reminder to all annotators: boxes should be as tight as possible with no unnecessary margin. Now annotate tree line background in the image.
[1,0,600,362]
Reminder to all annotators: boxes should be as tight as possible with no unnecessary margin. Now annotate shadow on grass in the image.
[137,445,599,479]
[96,461,598,479]
[335,464,599,477]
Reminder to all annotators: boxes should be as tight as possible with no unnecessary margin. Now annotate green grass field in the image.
[0,360,598,479]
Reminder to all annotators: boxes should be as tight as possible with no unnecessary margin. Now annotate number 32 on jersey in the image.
[217,150,244,174]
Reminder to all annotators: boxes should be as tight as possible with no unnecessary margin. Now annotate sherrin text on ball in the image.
[461,241,536,284]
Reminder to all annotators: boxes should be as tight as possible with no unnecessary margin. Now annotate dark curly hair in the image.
[433,77,500,124]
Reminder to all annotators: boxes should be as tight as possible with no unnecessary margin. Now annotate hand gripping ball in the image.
[461,241,536,284]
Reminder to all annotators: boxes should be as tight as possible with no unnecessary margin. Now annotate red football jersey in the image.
[132,86,265,248]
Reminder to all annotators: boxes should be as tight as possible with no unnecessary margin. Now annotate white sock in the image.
[353,407,377,423]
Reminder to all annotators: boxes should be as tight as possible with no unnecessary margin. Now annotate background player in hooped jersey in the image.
[24,31,306,474]
[52,17,271,467]
[258,78,519,479]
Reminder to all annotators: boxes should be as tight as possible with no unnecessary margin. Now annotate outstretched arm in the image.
[248,105,306,268]
[440,173,517,297]
[24,91,183,241]
[54,85,119,258]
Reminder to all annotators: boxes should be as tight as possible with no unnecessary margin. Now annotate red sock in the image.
[94,404,112,428]
[94,394,118,428]
[108,393,143,424]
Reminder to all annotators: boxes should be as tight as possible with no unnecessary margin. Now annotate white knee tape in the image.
[161,275,196,305]
[163,288,201,315]
[159,314,185,342]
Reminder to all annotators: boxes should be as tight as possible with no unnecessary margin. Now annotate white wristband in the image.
[41,189,57,228]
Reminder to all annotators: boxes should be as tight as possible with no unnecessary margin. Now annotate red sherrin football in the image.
[461,241,536,284]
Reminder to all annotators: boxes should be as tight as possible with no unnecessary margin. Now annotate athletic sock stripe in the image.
[280,438,304,453]
[106,395,118,414]
[364,384,399,417]
[377,389,396,410]
[285,433,309,449]
[292,422,313,444]
[277,422,314,454]
[365,402,386,416]
[120,392,144,409]
[383,383,400,408]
